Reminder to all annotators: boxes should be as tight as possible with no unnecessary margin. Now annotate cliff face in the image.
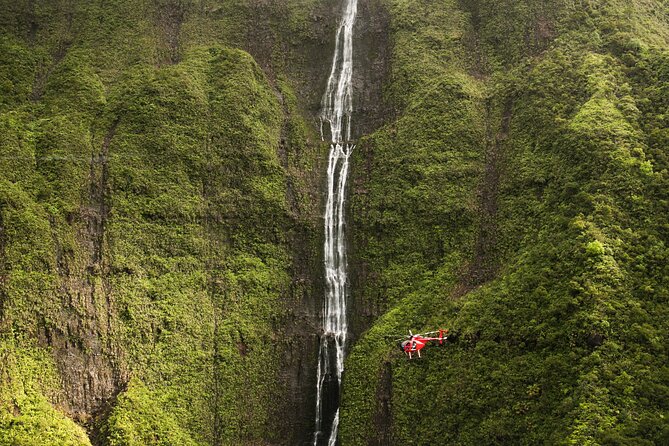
[1,0,668,445]
[0,1,365,444]
[343,0,669,445]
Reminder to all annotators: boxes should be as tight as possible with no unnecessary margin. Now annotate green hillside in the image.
[0,0,668,445]
[0,0,330,444]
[343,0,669,445]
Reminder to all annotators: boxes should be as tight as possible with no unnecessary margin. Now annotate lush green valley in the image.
[0,0,668,445]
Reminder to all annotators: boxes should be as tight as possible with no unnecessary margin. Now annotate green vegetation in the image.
[0,0,326,444]
[1,0,668,444]
[102,378,198,446]
[342,0,669,445]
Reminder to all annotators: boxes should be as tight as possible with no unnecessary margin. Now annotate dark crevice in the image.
[91,119,118,268]
[211,312,224,446]
[40,118,126,436]
[455,99,512,297]
[369,360,393,446]
[155,0,187,65]
[0,209,7,324]
[276,90,300,218]
[31,3,76,101]
[201,120,228,446]
[96,121,125,425]
[87,380,128,446]
[448,1,514,298]
[458,0,490,79]
[23,0,39,43]
[31,38,74,102]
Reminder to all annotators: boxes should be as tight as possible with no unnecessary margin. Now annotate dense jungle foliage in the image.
[0,0,668,445]
[343,0,669,445]
[0,0,329,444]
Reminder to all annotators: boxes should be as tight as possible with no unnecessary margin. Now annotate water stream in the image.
[313,1,357,445]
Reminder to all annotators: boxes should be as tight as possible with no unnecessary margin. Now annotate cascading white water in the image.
[313,1,357,445]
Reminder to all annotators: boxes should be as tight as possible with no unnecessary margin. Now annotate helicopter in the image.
[397,329,449,359]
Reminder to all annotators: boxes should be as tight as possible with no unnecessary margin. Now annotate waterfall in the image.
[313,0,357,445]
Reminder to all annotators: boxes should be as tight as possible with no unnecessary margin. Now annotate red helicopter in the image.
[397,329,449,359]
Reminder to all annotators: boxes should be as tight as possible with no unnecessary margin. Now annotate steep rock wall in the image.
[0,0,372,444]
